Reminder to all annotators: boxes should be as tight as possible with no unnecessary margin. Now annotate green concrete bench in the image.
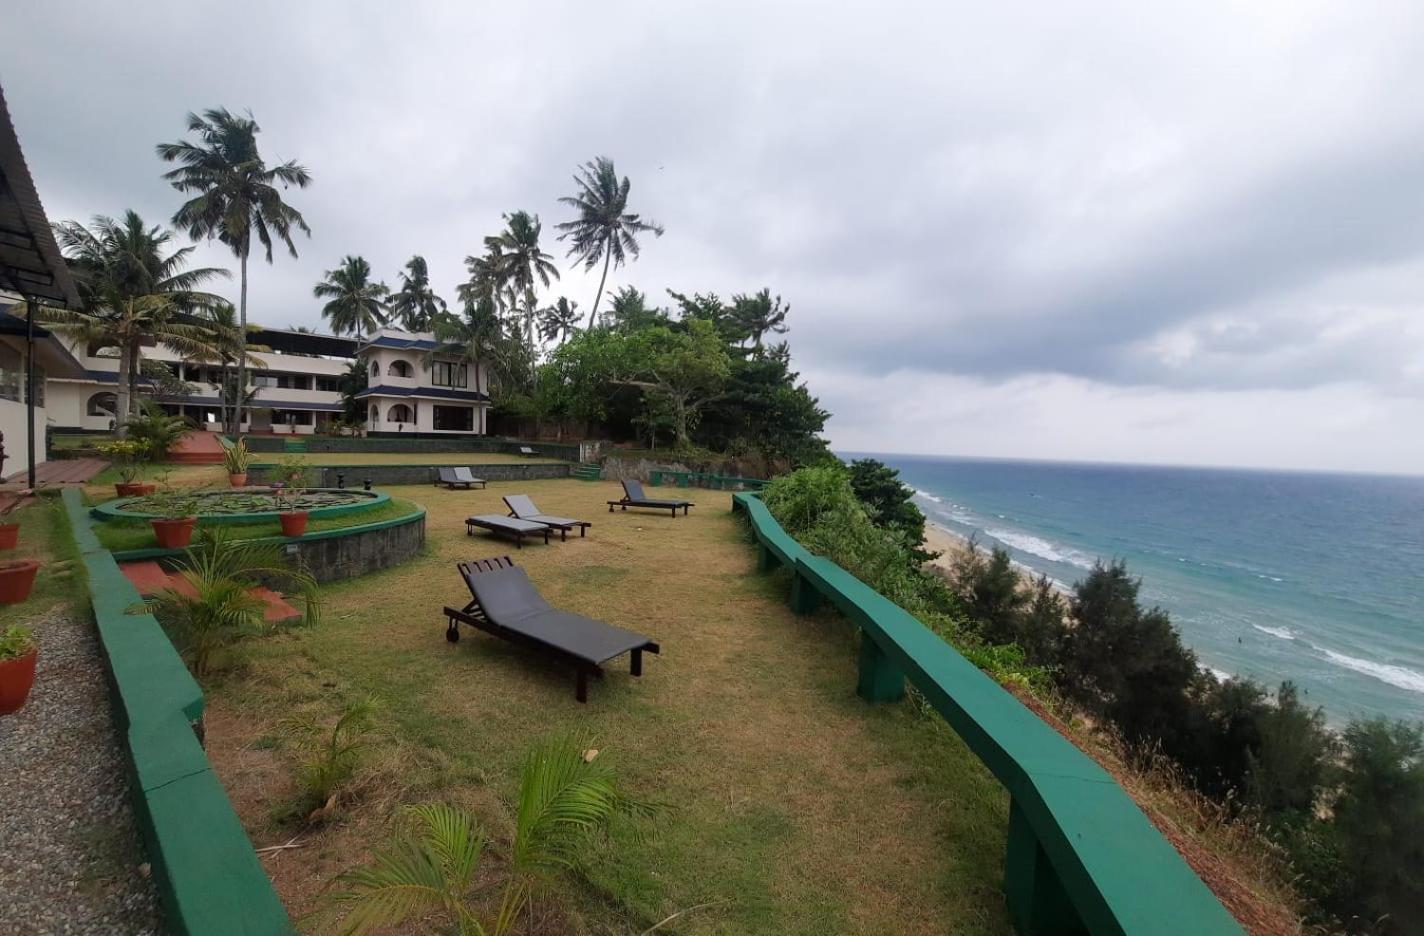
[734,492,1241,936]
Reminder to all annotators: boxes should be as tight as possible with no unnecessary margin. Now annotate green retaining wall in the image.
[732,491,1242,936]
[62,488,291,934]
[241,435,580,461]
[91,489,390,526]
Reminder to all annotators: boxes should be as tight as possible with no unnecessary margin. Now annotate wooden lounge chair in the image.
[504,494,591,540]
[452,466,487,488]
[465,514,550,548]
[608,479,694,517]
[444,559,659,702]
[437,467,486,489]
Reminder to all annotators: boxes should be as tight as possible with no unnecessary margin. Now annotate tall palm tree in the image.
[556,157,664,330]
[388,255,447,332]
[537,297,580,346]
[731,288,790,350]
[196,301,267,432]
[485,211,558,344]
[46,211,227,430]
[313,256,390,339]
[428,298,510,433]
[157,108,312,433]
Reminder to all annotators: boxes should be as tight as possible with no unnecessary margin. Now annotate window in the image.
[0,345,21,402]
[370,362,380,378]
[369,404,379,423]
[431,361,468,388]
[388,359,413,378]
[316,376,341,392]
[433,405,473,432]
[87,392,118,416]
[252,373,277,389]
[387,403,413,423]
[253,372,311,390]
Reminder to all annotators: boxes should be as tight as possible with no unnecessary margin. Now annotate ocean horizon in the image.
[842,451,1424,726]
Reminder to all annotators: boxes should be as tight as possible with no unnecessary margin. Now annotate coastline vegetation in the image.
[762,458,1424,935]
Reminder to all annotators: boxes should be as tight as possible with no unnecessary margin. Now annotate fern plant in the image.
[280,697,377,820]
[328,734,644,935]
[137,528,322,676]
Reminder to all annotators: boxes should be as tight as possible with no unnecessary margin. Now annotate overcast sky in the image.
[9,1,1424,473]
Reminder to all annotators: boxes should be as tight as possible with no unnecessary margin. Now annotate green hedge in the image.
[62,489,290,934]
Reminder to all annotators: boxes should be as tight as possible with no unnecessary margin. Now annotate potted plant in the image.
[0,625,38,715]
[149,489,200,549]
[0,550,40,604]
[0,490,26,550]
[98,439,153,496]
[224,437,253,487]
[275,454,311,536]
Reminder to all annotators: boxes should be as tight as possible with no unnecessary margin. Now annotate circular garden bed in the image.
[92,488,390,525]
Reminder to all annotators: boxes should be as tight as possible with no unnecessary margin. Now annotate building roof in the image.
[0,84,80,308]
[156,394,344,413]
[356,384,490,403]
[0,306,86,377]
[359,334,443,352]
[246,326,359,359]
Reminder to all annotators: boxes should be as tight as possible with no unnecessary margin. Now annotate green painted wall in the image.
[63,489,291,935]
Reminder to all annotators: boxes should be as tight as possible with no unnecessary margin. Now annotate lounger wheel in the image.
[446,623,460,643]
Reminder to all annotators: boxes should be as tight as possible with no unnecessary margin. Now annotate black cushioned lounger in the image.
[607,479,694,517]
[465,514,550,548]
[504,494,591,540]
[444,560,659,702]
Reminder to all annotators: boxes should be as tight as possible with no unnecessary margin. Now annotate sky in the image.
[8,0,1424,474]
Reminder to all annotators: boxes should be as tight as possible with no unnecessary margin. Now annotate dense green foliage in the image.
[847,459,933,563]
[314,255,390,339]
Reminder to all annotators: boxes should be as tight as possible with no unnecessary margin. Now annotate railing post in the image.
[790,572,822,614]
[758,542,778,572]
[856,631,905,702]
[1004,799,1085,935]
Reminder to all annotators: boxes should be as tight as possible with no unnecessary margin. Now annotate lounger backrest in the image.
[622,479,647,501]
[453,466,476,482]
[466,566,552,622]
[504,494,539,518]
[438,467,457,482]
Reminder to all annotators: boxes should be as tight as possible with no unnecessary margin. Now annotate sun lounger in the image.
[517,445,538,457]
[452,466,487,488]
[465,514,550,548]
[444,559,659,701]
[437,466,486,489]
[504,494,591,540]
[607,479,694,517]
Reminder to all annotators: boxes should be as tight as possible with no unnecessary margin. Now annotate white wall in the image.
[0,397,47,477]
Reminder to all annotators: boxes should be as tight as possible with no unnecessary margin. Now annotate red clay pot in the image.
[228,473,248,488]
[0,524,18,550]
[279,511,309,537]
[0,647,38,715]
[115,482,141,497]
[0,559,40,604]
[134,483,157,496]
[151,517,197,549]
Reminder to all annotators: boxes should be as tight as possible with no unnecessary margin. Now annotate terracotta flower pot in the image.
[0,647,38,715]
[134,483,157,496]
[228,473,248,488]
[279,511,309,537]
[115,482,141,497]
[151,517,197,549]
[0,559,40,604]
[0,524,18,550]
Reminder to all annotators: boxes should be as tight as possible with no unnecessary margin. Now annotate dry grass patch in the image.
[205,479,1013,934]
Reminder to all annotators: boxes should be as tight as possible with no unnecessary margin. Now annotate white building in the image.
[356,328,490,436]
[45,326,357,435]
[0,308,85,475]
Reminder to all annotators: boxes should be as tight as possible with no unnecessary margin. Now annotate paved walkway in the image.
[4,457,108,485]
[0,607,162,934]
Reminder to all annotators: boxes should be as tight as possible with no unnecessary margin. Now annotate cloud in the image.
[6,0,1424,471]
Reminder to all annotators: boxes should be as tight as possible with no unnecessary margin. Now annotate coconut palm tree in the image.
[195,301,267,431]
[427,298,512,433]
[537,297,580,346]
[328,735,645,935]
[484,212,558,344]
[46,211,227,430]
[157,108,312,433]
[388,255,447,332]
[731,288,790,350]
[314,256,390,340]
[555,157,664,330]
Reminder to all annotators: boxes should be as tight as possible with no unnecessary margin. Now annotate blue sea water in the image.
[845,453,1424,726]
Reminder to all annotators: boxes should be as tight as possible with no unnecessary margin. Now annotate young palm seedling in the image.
[280,697,378,823]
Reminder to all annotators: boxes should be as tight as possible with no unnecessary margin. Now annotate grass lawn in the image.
[203,479,1013,934]
[90,498,423,552]
[251,452,567,466]
[0,494,80,631]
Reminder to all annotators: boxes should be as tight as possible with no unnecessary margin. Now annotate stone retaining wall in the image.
[247,462,572,486]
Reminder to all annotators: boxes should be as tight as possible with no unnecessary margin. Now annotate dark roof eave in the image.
[0,85,81,308]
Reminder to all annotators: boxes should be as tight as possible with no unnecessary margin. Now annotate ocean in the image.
[845,453,1424,726]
